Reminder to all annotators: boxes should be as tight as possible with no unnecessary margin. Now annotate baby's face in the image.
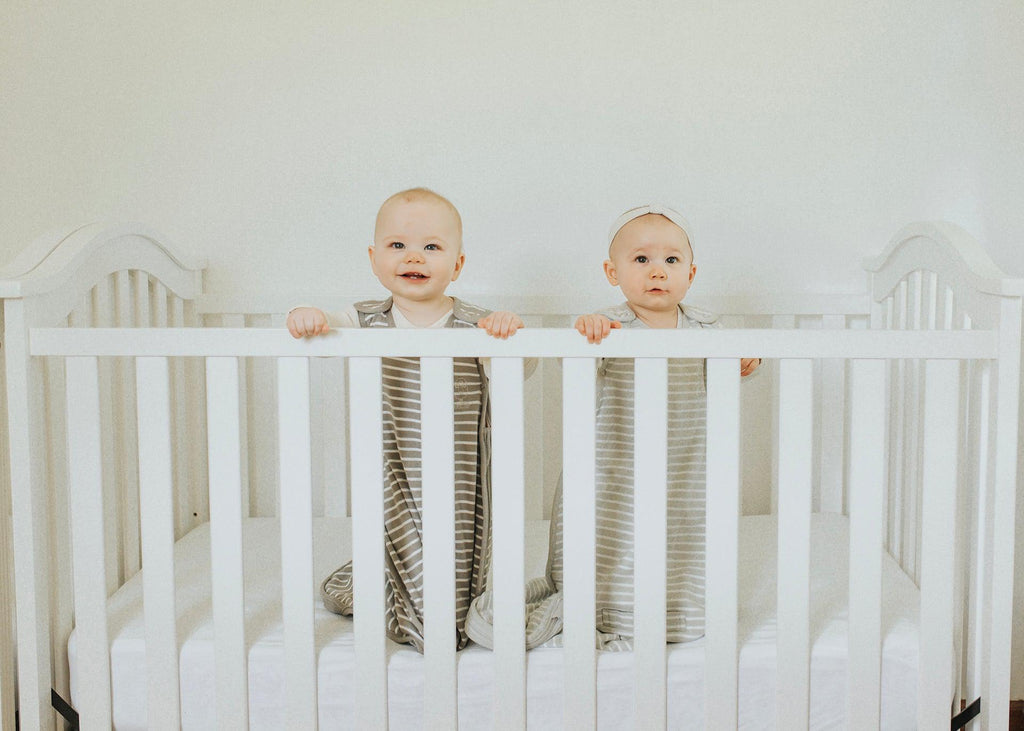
[603,214,696,317]
[369,197,465,305]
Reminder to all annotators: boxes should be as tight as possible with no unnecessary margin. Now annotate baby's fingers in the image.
[478,313,505,338]
[502,314,524,338]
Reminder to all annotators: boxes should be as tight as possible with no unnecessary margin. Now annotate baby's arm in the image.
[478,311,525,339]
[575,314,622,344]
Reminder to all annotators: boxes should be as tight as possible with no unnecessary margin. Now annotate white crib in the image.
[1,221,1020,730]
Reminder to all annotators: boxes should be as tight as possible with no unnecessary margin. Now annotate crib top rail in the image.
[29,325,998,360]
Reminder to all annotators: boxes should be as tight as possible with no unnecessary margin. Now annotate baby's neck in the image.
[631,304,681,329]
[391,295,455,327]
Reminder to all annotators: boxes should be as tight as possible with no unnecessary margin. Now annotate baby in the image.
[288,187,524,651]
[466,204,758,650]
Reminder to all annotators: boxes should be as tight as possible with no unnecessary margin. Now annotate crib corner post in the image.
[3,299,55,730]
[981,295,1022,731]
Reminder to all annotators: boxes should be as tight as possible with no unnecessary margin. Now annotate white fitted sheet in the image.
[69,513,919,729]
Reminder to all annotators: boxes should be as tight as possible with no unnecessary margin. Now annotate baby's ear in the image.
[603,259,618,286]
[450,250,466,281]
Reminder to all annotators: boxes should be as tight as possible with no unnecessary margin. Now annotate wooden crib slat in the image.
[277,357,318,730]
[93,280,124,593]
[115,270,142,578]
[704,358,740,730]
[634,358,668,729]
[65,356,112,729]
[348,357,388,729]
[562,358,597,729]
[205,357,249,729]
[43,353,73,709]
[420,357,457,729]
[776,359,812,730]
[818,316,846,514]
[136,357,181,728]
[770,316,796,515]
[846,359,886,728]
[490,358,526,728]
[891,282,907,566]
[170,297,190,536]
[917,359,959,731]
[219,314,251,518]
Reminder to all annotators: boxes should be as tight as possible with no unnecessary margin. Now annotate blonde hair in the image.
[374,187,463,242]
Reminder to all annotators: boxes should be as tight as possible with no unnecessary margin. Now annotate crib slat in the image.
[776,359,812,730]
[170,297,191,535]
[93,279,123,593]
[277,357,318,730]
[917,359,959,731]
[136,357,181,728]
[562,358,597,729]
[420,357,457,729]
[770,316,796,514]
[206,357,249,729]
[634,358,667,728]
[491,358,526,728]
[349,358,388,729]
[65,356,112,729]
[818,316,845,513]
[705,358,740,730]
[115,271,142,578]
[219,314,251,517]
[43,354,74,709]
[846,359,886,728]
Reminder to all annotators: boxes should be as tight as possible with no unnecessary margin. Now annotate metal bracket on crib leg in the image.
[50,688,79,729]
[950,697,981,730]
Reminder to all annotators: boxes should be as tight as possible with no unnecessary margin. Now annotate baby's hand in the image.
[741,357,761,377]
[478,311,524,339]
[575,314,621,344]
[286,307,329,338]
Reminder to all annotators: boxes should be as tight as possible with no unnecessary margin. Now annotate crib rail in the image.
[27,324,1018,731]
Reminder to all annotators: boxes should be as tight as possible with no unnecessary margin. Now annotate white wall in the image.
[2,0,1022,697]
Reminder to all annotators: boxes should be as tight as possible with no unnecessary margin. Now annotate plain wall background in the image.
[2,0,1023,697]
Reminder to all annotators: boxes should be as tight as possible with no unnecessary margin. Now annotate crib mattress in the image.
[69,514,919,730]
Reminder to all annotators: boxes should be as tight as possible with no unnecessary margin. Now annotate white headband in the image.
[607,204,694,259]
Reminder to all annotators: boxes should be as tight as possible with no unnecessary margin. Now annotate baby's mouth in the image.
[401,273,428,280]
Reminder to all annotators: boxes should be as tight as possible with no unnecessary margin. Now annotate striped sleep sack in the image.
[321,297,492,652]
[466,302,716,650]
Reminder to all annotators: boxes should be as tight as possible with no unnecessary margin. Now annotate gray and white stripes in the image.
[321,298,491,651]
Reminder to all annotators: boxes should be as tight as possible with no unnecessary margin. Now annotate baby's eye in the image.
[635,255,648,264]
[425,243,440,251]
[390,241,405,249]
[666,256,679,264]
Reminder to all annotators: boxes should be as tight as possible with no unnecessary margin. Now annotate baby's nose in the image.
[651,266,667,278]
[404,249,425,262]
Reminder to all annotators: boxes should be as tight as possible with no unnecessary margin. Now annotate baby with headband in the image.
[467,205,759,650]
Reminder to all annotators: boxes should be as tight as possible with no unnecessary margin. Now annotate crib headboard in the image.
[1,223,206,731]
[862,221,1022,728]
